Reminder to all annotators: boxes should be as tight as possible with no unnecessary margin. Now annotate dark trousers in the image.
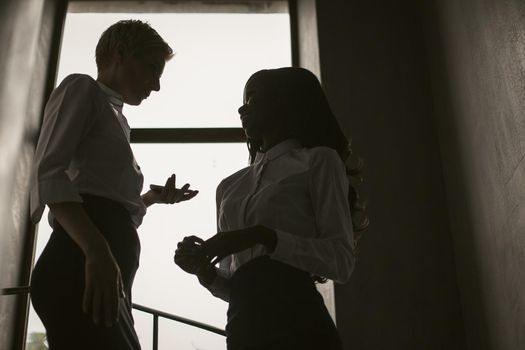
[226,257,344,350]
[31,195,141,350]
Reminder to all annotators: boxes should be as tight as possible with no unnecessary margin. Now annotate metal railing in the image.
[1,287,226,350]
[132,303,226,350]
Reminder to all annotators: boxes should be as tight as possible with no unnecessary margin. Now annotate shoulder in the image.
[54,74,100,99]
[217,165,252,194]
[51,74,104,107]
[307,146,344,169]
[307,147,348,188]
[58,73,97,89]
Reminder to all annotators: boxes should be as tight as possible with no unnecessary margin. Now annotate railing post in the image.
[153,314,159,350]
[132,302,226,339]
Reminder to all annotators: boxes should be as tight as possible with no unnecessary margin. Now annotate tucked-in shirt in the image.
[204,139,355,301]
[30,74,146,228]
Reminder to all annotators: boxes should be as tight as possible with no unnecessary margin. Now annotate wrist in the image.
[197,267,217,285]
[141,191,155,207]
[257,225,277,253]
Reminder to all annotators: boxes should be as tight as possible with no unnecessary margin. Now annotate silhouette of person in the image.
[175,67,368,350]
[29,20,197,350]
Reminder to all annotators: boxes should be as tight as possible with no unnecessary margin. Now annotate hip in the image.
[32,194,141,290]
[226,257,340,347]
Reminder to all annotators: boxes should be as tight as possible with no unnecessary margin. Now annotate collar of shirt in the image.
[96,80,124,113]
[96,80,132,141]
[254,139,303,164]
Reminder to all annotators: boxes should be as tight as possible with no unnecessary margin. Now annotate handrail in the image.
[132,303,226,336]
[0,286,31,295]
[132,303,226,350]
[1,286,226,350]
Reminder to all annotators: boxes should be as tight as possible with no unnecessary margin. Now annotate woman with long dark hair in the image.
[175,67,368,350]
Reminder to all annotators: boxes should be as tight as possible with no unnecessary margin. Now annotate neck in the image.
[97,70,120,95]
[262,135,288,152]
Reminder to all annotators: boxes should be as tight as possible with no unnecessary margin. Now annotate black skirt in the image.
[226,256,343,350]
[30,194,141,350]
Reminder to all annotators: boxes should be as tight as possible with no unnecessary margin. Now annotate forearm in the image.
[141,190,156,208]
[48,202,110,257]
[271,229,355,283]
[50,201,124,326]
[198,267,231,302]
[254,225,277,252]
[197,266,217,285]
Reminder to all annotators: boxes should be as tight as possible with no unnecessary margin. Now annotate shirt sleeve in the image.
[200,257,232,302]
[199,181,232,302]
[30,75,99,223]
[270,147,356,284]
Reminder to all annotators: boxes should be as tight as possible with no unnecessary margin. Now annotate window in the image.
[26,1,292,349]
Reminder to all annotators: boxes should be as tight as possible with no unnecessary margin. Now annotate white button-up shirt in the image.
[30,74,146,228]
[206,139,355,301]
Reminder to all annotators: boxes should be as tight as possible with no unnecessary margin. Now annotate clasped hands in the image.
[174,226,277,283]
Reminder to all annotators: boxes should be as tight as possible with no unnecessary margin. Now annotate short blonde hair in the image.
[95,19,173,71]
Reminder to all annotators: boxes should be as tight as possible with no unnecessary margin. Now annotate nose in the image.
[238,104,247,116]
[151,77,160,92]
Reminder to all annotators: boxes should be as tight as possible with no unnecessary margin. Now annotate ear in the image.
[115,43,127,64]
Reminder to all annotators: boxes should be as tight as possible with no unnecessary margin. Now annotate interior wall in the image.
[422,0,525,349]
[0,0,64,348]
[311,1,466,348]
[6,1,524,349]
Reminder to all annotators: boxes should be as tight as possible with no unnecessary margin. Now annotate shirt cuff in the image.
[201,267,231,302]
[30,178,83,223]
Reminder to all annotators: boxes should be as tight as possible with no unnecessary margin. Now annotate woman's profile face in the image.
[238,76,280,140]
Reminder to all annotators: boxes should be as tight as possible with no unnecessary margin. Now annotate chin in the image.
[243,129,262,140]
[127,98,143,106]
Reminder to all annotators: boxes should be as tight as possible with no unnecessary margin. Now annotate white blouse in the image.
[205,139,355,301]
[30,74,146,228]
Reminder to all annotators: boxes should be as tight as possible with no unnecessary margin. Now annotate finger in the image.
[118,273,126,299]
[92,289,102,325]
[112,280,120,324]
[175,249,198,257]
[183,236,205,245]
[175,250,194,260]
[174,184,190,202]
[103,289,115,327]
[149,184,164,193]
[112,272,123,323]
[164,174,176,190]
[177,240,200,249]
[174,254,194,264]
[83,281,94,315]
[178,190,199,202]
[176,244,200,254]
[210,255,225,266]
[187,190,199,197]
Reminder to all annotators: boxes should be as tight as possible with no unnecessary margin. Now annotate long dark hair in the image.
[244,68,369,280]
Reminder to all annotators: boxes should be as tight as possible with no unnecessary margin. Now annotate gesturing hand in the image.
[83,246,123,327]
[147,174,198,205]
